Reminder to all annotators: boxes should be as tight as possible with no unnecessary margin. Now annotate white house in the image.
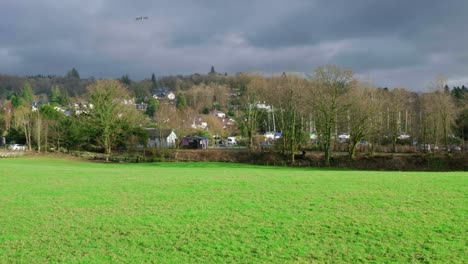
[199,122,208,129]
[152,88,176,101]
[215,111,226,118]
[167,92,176,100]
[191,117,208,129]
[146,128,177,148]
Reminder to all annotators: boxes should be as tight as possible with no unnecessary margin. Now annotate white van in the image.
[10,144,27,151]
[226,137,237,145]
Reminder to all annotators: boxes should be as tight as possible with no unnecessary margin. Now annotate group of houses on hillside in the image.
[24,87,176,115]
[131,87,177,112]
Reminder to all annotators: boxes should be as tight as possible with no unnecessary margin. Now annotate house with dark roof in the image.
[135,103,148,111]
[152,87,176,101]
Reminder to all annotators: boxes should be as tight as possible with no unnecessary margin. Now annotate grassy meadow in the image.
[0,157,466,263]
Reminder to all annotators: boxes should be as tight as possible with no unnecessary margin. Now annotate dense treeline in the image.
[0,66,466,164]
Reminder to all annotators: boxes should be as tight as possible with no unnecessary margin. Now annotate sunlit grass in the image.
[0,157,466,263]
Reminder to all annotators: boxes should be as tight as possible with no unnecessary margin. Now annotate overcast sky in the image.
[1,0,467,90]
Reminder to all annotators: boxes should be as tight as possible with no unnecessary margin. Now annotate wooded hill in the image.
[0,66,467,164]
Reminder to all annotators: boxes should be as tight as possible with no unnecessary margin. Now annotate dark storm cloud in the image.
[0,0,467,89]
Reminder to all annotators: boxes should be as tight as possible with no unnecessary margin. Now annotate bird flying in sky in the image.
[136,16,148,21]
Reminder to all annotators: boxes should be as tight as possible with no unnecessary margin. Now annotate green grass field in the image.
[0,157,466,263]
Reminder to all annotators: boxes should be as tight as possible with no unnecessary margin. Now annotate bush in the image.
[145,148,176,162]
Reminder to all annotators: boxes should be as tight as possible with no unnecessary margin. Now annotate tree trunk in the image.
[249,135,253,150]
[36,114,41,153]
[324,145,331,167]
[443,120,448,153]
[349,142,358,159]
[24,123,32,151]
[44,123,48,153]
[290,110,296,164]
[105,146,111,162]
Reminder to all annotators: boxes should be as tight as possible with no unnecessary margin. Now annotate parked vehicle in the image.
[398,134,410,139]
[226,137,237,145]
[338,133,350,139]
[264,132,275,140]
[358,141,370,146]
[449,145,462,152]
[338,133,350,143]
[10,144,27,151]
[356,141,371,151]
[273,132,282,139]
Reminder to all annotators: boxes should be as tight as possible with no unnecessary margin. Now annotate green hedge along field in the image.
[0,157,466,263]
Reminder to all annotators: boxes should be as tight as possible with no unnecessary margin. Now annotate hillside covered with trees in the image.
[0,66,467,165]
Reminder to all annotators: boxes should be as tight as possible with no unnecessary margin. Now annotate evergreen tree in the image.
[66,67,80,79]
[50,86,61,105]
[60,90,71,107]
[451,85,468,101]
[176,93,187,109]
[151,73,157,88]
[455,108,468,140]
[444,84,450,94]
[145,97,159,117]
[10,95,21,108]
[21,82,34,103]
[209,66,216,75]
[120,74,131,86]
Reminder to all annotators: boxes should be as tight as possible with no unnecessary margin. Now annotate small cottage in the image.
[146,128,177,148]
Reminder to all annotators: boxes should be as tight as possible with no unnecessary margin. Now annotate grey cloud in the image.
[329,37,427,71]
[0,0,467,89]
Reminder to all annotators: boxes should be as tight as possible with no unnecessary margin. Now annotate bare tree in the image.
[385,88,411,152]
[13,105,33,150]
[418,92,436,149]
[212,84,229,110]
[32,110,42,152]
[265,74,310,162]
[429,76,456,152]
[239,75,267,150]
[0,100,13,136]
[38,105,63,152]
[313,65,353,166]
[281,75,309,162]
[185,84,214,113]
[345,82,379,159]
